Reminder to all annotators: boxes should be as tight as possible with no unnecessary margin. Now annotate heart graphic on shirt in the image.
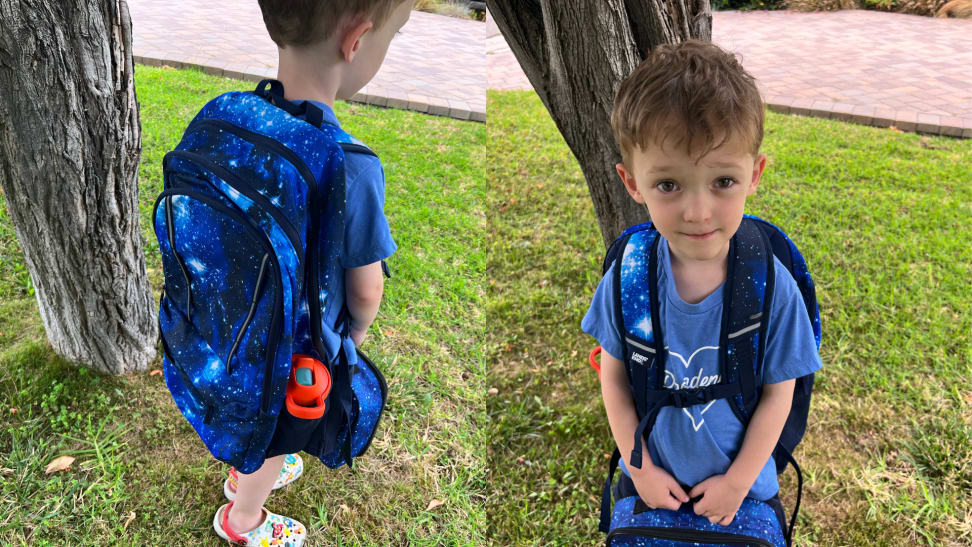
[667,346,719,368]
[683,401,716,431]
[665,346,720,432]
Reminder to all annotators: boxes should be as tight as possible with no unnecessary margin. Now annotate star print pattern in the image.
[619,229,660,346]
[607,495,785,546]
[153,88,386,474]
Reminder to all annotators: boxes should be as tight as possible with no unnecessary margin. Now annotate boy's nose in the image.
[682,192,712,223]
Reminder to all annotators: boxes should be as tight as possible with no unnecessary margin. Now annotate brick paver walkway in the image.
[488,10,971,137]
[129,1,485,122]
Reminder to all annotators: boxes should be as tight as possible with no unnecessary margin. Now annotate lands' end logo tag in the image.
[631,352,652,366]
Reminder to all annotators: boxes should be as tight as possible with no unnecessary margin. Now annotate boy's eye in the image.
[715,177,736,189]
[656,181,678,193]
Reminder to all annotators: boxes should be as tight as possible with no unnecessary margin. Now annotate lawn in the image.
[486,90,972,545]
[0,65,486,545]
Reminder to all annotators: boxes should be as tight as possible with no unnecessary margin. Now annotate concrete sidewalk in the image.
[128,1,485,122]
[487,10,971,137]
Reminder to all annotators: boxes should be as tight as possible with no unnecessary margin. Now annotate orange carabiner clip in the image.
[589,346,602,379]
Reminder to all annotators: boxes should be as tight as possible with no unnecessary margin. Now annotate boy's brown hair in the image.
[611,40,764,164]
[258,0,406,48]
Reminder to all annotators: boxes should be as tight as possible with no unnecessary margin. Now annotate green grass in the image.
[0,65,486,545]
[485,90,972,545]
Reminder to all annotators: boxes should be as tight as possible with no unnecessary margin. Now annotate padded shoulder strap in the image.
[722,218,774,423]
[615,227,664,420]
[743,216,820,475]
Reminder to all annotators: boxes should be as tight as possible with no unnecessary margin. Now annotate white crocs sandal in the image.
[224,453,304,501]
[213,502,307,546]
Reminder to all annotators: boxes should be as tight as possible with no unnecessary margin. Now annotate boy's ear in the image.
[616,163,645,204]
[747,153,767,196]
[339,18,374,63]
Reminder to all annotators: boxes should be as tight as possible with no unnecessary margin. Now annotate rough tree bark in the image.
[487,0,711,246]
[0,1,157,374]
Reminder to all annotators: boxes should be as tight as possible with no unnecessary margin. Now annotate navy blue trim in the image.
[353,348,387,457]
[647,235,665,413]
[164,196,193,323]
[609,233,635,388]
[618,221,654,240]
[339,142,378,158]
[599,447,621,533]
[226,253,270,374]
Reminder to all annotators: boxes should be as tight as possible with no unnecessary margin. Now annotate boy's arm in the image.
[345,261,384,346]
[601,351,690,511]
[689,378,795,525]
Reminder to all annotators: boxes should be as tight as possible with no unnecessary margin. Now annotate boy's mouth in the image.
[682,230,717,240]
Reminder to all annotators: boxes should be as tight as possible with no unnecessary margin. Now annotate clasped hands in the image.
[630,461,748,526]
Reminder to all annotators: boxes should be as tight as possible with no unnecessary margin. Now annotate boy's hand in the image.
[630,462,690,511]
[689,474,748,526]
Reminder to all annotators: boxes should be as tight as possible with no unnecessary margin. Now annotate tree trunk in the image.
[487,0,711,246]
[0,1,156,374]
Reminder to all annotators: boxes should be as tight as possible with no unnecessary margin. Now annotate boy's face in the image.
[616,134,766,268]
[337,0,414,100]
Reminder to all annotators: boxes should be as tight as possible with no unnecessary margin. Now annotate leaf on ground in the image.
[45,455,75,474]
[426,499,445,511]
[0,467,14,475]
[150,369,162,376]
[123,511,136,529]
[488,387,499,396]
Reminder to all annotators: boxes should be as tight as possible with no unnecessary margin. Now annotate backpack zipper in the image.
[226,253,270,374]
[165,196,194,322]
[158,299,216,424]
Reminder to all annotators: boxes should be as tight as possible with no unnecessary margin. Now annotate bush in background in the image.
[715,0,951,16]
[712,0,786,10]
[414,0,478,19]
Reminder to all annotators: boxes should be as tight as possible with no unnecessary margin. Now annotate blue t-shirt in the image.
[582,236,822,500]
[300,100,397,364]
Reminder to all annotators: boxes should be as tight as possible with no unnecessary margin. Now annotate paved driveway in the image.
[488,10,971,137]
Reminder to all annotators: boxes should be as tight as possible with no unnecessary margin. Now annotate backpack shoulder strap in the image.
[721,218,774,425]
[613,225,675,469]
[612,225,663,419]
[743,215,820,474]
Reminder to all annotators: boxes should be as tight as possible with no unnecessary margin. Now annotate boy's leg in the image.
[226,454,286,533]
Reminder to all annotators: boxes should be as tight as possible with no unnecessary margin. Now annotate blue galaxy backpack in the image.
[153,79,387,474]
[592,215,821,547]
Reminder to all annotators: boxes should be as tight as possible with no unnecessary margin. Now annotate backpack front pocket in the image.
[153,187,299,471]
[607,495,784,547]
[607,526,774,547]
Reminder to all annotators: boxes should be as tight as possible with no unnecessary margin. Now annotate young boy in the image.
[582,40,822,529]
[213,1,412,544]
